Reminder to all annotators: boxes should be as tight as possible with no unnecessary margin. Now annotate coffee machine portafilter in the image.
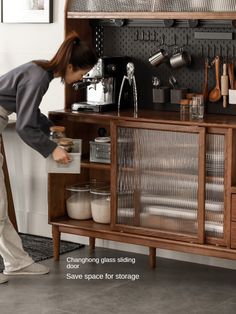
[72,57,130,112]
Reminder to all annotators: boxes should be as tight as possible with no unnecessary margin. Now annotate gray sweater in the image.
[0,61,57,157]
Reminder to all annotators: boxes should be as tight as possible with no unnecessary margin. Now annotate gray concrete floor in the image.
[1,246,236,314]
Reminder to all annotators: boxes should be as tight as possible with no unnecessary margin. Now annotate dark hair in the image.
[33,31,98,80]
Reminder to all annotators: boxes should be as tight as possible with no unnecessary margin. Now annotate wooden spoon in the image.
[202,58,209,103]
[233,61,236,90]
[228,62,234,89]
[209,56,221,102]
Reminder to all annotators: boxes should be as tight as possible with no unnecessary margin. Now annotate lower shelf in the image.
[50,218,236,260]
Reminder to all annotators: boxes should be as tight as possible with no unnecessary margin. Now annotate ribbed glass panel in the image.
[68,0,154,12]
[117,127,136,224]
[68,0,236,12]
[205,134,225,238]
[153,0,236,12]
[116,127,199,236]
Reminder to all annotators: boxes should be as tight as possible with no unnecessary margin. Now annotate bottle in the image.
[49,126,66,142]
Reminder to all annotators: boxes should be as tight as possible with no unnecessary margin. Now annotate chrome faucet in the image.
[118,62,138,117]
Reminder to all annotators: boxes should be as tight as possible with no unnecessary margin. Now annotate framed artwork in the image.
[1,0,53,23]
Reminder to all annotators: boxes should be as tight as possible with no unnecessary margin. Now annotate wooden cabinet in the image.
[48,110,236,266]
[47,2,236,266]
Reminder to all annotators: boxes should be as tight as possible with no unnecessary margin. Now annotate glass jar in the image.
[58,138,74,152]
[190,95,204,119]
[180,99,190,120]
[49,126,66,142]
[66,183,92,220]
[90,187,111,224]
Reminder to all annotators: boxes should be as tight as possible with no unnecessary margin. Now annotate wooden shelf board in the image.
[49,109,236,129]
[231,186,236,193]
[67,12,236,20]
[81,159,111,170]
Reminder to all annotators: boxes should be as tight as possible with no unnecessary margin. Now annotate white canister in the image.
[66,183,92,220]
[90,188,111,224]
[229,89,236,105]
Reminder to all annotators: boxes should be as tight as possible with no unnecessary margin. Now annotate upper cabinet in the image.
[66,0,236,19]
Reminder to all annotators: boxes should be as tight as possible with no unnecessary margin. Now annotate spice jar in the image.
[180,99,190,120]
[66,183,92,220]
[49,126,66,142]
[58,138,74,152]
[90,187,111,224]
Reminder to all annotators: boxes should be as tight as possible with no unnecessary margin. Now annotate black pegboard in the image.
[93,24,236,115]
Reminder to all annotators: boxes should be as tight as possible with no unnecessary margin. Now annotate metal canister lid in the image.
[58,137,74,146]
[66,183,90,192]
[90,187,110,196]
[94,137,111,143]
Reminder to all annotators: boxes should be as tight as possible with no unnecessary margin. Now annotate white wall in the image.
[1,1,236,270]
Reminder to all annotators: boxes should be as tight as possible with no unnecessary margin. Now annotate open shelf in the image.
[81,158,111,170]
[51,217,112,232]
[67,12,236,20]
[50,217,236,260]
[231,186,236,194]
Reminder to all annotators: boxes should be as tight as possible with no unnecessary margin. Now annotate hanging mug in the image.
[170,51,192,68]
[149,49,169,66]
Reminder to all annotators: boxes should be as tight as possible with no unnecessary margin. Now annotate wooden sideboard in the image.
[48,109,236,267]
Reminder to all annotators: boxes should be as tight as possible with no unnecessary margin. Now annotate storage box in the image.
[153,87,170,103]
[46,139,82,173]
[89,141,111,164]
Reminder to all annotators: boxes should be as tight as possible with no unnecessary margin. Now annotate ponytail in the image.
[33,31,98,80]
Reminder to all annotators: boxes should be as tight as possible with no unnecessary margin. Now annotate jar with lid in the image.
[58,138,74,152]
[190,95,204,119]
[49,126,66,142]
[66,183,92,220]
[180,99,190,120]
[90,187,110,224]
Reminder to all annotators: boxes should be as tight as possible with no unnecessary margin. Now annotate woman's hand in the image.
[52,146,71,164]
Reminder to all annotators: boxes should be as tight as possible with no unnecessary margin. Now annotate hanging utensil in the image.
[209,56,221,102]
[221,63,228,108]
[228,62,234,90]
[202,58,209,103]
[168,75,177,89]
[152,76,161,88]
[233,47,236,89]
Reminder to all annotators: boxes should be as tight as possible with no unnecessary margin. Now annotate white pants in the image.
[0,106,33,272]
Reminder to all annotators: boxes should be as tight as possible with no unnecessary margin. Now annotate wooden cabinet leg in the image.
[89,237,95,252]
[52,225,60,261]
[149,247,156,268]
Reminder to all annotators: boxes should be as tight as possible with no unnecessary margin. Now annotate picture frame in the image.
[1,0,53,23]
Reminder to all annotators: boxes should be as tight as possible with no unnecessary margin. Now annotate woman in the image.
[0,32,98,284]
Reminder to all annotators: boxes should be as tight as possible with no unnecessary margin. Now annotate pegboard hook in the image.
[160,34,165,46]
[184,34,189,47]
[134,30,139,41]
[201,44,204,58]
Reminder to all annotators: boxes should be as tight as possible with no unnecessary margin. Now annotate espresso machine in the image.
[71,56,129,112]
